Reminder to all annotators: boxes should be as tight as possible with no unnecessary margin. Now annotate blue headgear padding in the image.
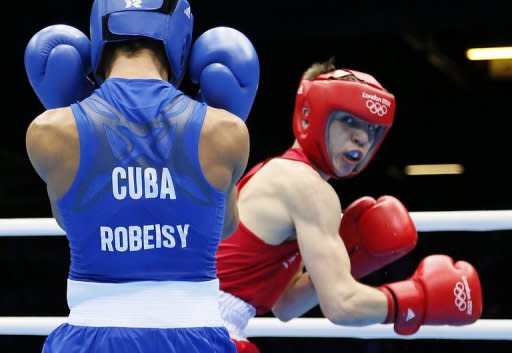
[90,0,193,86]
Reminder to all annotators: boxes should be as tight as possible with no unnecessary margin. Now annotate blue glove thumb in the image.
[25,24,96,109]
[189,27,260,121]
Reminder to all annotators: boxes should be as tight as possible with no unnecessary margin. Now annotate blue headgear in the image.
[90,0,193,85]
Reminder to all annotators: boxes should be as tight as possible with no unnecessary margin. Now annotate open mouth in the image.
[343,150,362,163]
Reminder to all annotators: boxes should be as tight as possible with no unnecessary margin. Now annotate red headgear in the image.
[292,68,395,178]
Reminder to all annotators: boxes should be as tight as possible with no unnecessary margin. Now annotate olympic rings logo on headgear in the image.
[453,281,468,312]
[365,100,388,117]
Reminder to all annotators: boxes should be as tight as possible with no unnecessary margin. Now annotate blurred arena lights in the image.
[404,164,464,176]
[466,46,512,60]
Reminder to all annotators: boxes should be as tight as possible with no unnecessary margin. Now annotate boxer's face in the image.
[327,113,379,177]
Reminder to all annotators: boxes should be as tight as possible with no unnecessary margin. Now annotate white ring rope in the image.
[0,317,510,340]
[1,210,512,237]
[0,218,64,237]
[2,212,510,340]
[410,210,512,232]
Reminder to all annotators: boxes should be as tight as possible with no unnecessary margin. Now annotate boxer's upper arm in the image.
[288,176,359,321]
[201,108,249,238]
[26,108,79,201]
[201,108,250,192]
[221,114,249,238]
[224,114,250,188]
[26,110,59,182]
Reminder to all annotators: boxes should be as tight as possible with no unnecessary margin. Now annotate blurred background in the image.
[1,0,512,352]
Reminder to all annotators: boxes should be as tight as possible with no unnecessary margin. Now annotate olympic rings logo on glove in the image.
[453,281,468,312]
[365,100,388,117]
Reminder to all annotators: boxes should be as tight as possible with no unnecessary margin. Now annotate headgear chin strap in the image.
[292,68,396,178]
[90,0,194,86]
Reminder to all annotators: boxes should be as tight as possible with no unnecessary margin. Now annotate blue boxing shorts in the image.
[42,279,236,353]
[42,324,235,353]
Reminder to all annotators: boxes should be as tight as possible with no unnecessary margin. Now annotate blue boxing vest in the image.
[56,78,226,283]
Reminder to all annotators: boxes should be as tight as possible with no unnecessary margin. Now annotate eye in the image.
[341,116,354,125]
[367,125,381,141]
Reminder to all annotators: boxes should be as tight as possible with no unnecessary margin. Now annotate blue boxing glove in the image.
[189,27,260,121]
[25,24,96,109]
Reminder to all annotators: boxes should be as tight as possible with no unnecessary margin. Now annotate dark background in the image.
[2,1,512,352]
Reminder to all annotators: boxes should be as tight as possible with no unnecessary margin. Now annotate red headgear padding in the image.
[292,68,395,177]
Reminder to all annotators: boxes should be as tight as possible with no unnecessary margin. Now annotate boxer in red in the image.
[216,58,483,352]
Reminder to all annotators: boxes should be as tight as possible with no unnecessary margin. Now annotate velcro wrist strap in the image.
[381,280,424,335]
[378,286,396,323]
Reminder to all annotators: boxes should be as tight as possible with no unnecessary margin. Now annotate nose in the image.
[352,129,369,147]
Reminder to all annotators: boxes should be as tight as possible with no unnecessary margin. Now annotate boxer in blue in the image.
[24,0,259,352]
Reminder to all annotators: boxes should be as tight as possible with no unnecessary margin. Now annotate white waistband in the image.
[67,279,223,328]
[218,290,256,340]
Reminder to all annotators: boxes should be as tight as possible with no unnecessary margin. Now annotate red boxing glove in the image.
[339,195,418,279]
[380,255,483,335]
